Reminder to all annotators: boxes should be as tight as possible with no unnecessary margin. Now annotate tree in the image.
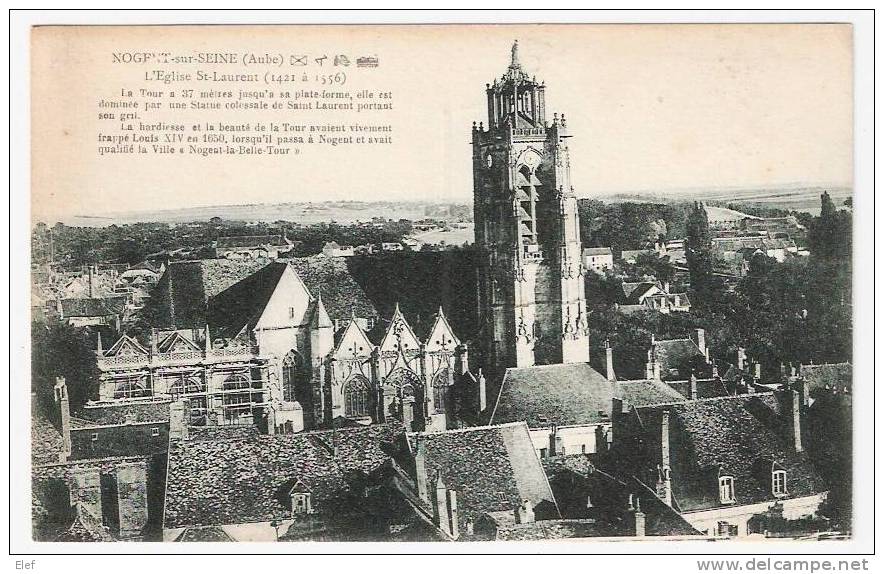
[31,321,99,423]
[685,201,716,300]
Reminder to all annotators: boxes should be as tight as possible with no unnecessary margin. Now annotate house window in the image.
[432,369,449,413]
[581,444,587,454]
[496,492,507,503]
[717,521,738,537]
[772,470,787,496]
[91,433,98,442]
[151,427,159,437]
[288,307,296,319]
[719,476,735,504]
[539,448,548,459]
[366,317,375,331]
[290,492,312,516]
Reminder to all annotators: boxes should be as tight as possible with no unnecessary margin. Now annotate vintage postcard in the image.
[14,13,872,560]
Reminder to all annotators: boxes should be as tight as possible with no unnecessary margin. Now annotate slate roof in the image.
[60,296,126,318]
[31,403,64,466]
[666,378,731,400]
[616,379,687,407]
[653,338,705,380]
[72,401,172,427]
[174,526,235,542]
[410,422,558,536]
[164,423,401,529]
[620,249,655,261]
[635,394,826,513]
[492,518,614,540]
[216,235,290,248]
[621,282,658,304]
[489,363,614,427]
[801,363,851,393]
[286,256,378,320]
[150,258,377,330]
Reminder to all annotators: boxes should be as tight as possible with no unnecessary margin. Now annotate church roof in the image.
[147,257,377,332]
[489,363,614,427]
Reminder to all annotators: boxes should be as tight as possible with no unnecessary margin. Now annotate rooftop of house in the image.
[215,234,291,249]
[632,393,826,513]
[621,281,660,304]
[666,377,732,400]
[60,296,127,318]
[408,422,559,537]
[583,247,613,257]
[615,379,687,408]
[163,422,402,529]
[489,363,614,427]
[71,401,172,429]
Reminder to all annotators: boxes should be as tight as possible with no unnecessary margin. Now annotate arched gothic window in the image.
[168,374,204,397]
[282,350,304,403]
[343,375,372,418]
[114,378,151,399]
[432,368,449,413]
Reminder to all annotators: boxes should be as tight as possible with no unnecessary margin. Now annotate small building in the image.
[57,296,126,329]
[213,235,293,260]
[646,330,711,381]
[582,247,614,273]
[620,249,656,264]
[381,242,404,252]
[321,241,355,257]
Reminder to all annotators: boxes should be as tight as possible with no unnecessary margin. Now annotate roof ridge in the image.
[408,421,527,436]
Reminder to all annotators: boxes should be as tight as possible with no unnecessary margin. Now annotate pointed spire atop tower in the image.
[96,330,103,353]
[204,323,212,351]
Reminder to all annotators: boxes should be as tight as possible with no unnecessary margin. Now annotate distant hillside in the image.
[61,200,472,227]
[596,184,852,216]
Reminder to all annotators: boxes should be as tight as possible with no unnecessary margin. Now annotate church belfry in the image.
[473,41,590,373]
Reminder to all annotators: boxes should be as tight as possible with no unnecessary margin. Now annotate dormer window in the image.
[719,476,735,504]
[772,470,788,497]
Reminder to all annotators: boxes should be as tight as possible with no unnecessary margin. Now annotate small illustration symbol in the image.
[356,56,379,68]
[314,55,328,66]
[334,55,351,66]
[291,55,308,66]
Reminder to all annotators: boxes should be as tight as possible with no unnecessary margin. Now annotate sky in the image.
[31,24,853,223]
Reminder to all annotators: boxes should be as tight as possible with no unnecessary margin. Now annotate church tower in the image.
[472,41,590,373]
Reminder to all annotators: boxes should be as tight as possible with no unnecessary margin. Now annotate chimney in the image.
[448,490,459,539]
[605,340,615,382]
[88,265,96,298]
[692,328,706,357]
[645,349,655,380]
[477,369,487,413]
[516,499,535,524]
[548,425,558,457]
[754,362,762,382]
[595,424,608,454]
[612,397,623,419]
[414,436,429,503]
[630,496,646,537]
[660,410,671,470]
[115,462,148,540]
[663,281,670,294]
[737,347,746,371]
[689,374,698,400]
[434,473,450,536]
[785,389,803,452]
[54,377,72,462]
[70,466,102,523]
[168,399,190,441]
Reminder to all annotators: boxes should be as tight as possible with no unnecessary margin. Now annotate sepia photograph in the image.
[9,9,875,564]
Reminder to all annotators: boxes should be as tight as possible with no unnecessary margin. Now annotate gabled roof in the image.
[164,423,402,529]
[208,262,293,337]
[633,394,826,512]
[423,307,461,352]
[621,282,659,304]
[489,363,614,427]
[332,314,375,359]
[216,234,291,248]
[410,422,558,536]
[286,256,378,321]
[74,401,172,427]
[105,334,149,357]
[156,330,202,354]
[615,379,687,408]
[379,304,421,354]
